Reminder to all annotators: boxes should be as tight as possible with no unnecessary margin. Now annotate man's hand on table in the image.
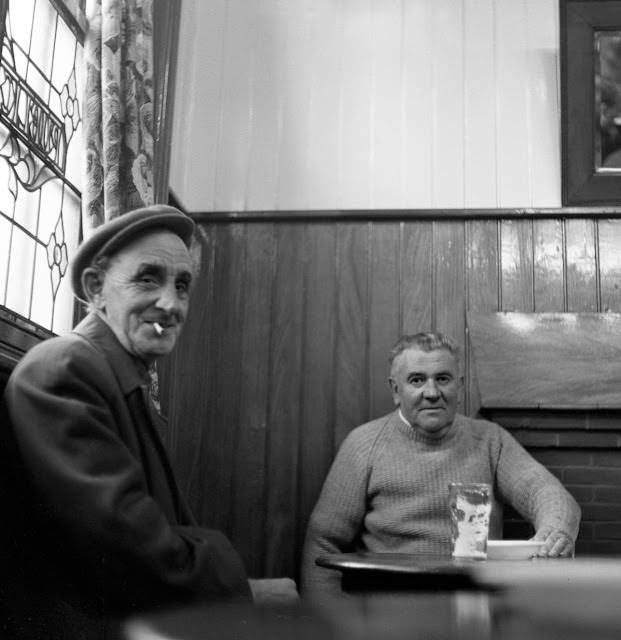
[248,578,299,605]
[531,528,574,557]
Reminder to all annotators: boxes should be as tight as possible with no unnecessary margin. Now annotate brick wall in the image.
[482,409,621,555]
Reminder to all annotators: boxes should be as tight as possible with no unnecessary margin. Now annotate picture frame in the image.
[561,0,621,205]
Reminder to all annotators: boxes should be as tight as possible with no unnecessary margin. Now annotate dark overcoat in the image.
[0,312,250,639]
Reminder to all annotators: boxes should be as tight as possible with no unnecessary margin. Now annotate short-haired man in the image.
[301,332,581,597]
[0,206,296,640]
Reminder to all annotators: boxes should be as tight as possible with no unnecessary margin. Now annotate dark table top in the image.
[316,552,487,591]
[123,554,621,640]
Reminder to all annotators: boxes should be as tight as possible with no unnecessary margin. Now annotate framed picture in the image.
[561,0,621,205]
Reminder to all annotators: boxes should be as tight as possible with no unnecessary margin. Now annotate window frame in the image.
[0,0,85,377]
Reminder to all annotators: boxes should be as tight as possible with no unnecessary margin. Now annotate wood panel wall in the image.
[160,214,621,580]
[171,0,562,212]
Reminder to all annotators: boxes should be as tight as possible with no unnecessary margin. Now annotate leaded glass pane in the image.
[0,214,10,301]
[31,1,56,77]
[0,0,83,335]
[10,1,34,56]
[13,185,40,233]
[5,223,36,317]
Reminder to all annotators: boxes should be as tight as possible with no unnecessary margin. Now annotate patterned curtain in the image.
[82,0,154,235]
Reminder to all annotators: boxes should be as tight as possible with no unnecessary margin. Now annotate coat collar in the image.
[72,312,152,395]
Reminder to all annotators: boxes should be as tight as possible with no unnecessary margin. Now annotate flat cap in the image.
[71,204,195,300]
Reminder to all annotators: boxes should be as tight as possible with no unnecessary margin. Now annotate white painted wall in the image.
[170,0,561,212]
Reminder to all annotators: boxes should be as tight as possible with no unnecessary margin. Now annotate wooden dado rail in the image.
[192,206,621,222]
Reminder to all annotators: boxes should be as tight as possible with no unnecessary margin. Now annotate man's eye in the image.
[437,375,452,384]
[139,275,157,285]
[410,377,425,386]
[176,280,190,293]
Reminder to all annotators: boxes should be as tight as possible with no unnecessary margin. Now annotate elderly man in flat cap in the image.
[0,205,296,640]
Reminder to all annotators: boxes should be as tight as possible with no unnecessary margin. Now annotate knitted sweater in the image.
[301,411,581,596]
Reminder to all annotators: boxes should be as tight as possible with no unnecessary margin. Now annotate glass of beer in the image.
[448,482,492,559]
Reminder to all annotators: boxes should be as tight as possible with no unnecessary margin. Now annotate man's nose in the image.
[423,379,440,397]
[155,283,181,313]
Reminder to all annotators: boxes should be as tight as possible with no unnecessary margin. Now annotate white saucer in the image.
[487,540,542,560]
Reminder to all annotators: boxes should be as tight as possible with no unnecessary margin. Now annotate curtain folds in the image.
[83,0,154,234]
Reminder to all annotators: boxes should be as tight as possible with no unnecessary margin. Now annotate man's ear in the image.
[388,377,400,406]
[81,268,105,309]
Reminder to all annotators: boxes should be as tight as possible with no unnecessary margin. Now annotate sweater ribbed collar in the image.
[396,408,461,445]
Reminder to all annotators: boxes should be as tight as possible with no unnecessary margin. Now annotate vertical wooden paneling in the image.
[495,0,531,206]
[501,219,534,311]
[334,223,369,447]
[264,224,305,576]
[368,223,400,420]
[467,220,499,313]
[464,0,497,207]
[231,224,275,576]
[173,0,565,211]
[170,0,226,210]
[434,221,466,339]
[163,225,218,507]
[533,219,564,311]
[466,220,500,413]
[213,1,253,210]
[277,4,313,209]
[304,1,341,208]
[431,1,464,207]
[369,0,403,207]
[200,225,247,532]
[297,224,337,568]
[401,1,433,206]
[401,222,433,334]
[566,219,598,312]
[434,222,466,412]
[244,1,287,209]
[339,0,373,208]
[599,220,621,313]
[525,0,560,205]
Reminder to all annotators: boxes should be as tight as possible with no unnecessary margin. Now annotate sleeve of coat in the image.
[4,337,251,608]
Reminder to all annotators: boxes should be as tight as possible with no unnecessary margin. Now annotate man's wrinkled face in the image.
[93,230,193,364]
[389,347,462,439]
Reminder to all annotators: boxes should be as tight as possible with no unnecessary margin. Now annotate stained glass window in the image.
[0,0,83,335]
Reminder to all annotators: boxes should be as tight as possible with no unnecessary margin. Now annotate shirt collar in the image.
[398,408,411,427]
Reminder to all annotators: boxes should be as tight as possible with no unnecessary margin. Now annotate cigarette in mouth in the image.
[153,322,164,336]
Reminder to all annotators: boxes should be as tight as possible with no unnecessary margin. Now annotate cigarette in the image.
[153,322,164,335]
